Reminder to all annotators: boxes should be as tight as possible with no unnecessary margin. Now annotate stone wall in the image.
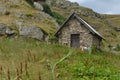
[58,16,101,48]
[93,36,102,49]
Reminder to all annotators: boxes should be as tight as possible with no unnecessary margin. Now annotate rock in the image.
[5,0,24,8]
[112,46,117,50]
[35,12,59,28]
[14,20,25,26]
[0,23,6,35]
[46,0,52,6]
[35,12,51,20]
[13,20,48,41]
[12,12,21,18]
[6,28,15,35]
[55,0,71,9]
[34,2,43,11]
[18,24,45,41]
[51,0,79,9]
[0,23,15,36]
[13,11,59,28]
[4,11,10,15]
[0,7,10,15]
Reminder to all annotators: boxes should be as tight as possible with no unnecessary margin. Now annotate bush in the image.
[115,44,120,51]
[53,12,66,25]
[10,4,20,8]
[25,0,34,8]
[42,4,65,25]
[49,36,58,44]
[42,3,53,16]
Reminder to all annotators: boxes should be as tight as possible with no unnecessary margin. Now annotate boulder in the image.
[14,20,25,26]
[34,2,43,11]
[0,23,6,35]
[0,23,15,36]
[14,20,48,41]
[34,12,59,28]
[18,25,45,41]
[0,7,10,15]
[6,28,15,35]
[52,0,79,9]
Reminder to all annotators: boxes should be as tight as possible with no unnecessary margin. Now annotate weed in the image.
[0,38,119,79]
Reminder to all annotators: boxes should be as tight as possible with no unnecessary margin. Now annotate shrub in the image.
[49,36,58,44]
[53,12,66,25]
[25,0,34,8]
[10,4,20,8]
[42,3,53,16]
[42,4,65,25]
[25,13,34,17]
[115,44,120,51]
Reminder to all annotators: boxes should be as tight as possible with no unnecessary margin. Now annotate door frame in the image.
[70,34,80,48]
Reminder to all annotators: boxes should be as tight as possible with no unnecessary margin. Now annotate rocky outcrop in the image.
[51,0,103,19]
[0,23,15,36]
[0,7,10,15]
[0,22,47,41]
[34,2,43,11]
[52,0,79,9]
[14,20,46,41]
[0,20,47,41]
[0,24,6,35]
[18,25,45,41]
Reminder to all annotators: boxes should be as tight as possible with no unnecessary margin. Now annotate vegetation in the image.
[115,44,120,51]
[0,37,120,80]
[43,4,65,25]
[52,12,66,25]
[43,3,53,16]
[0,0,120,79]
[25,0,34,8]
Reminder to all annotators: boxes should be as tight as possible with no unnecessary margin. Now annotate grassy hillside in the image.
[105,15,120,45]
[0,37,120,80]
[0,0,120,47]
[51,3,120,47]
[106,15,120,28]
[0,0,58,34]
[0,1,120,79]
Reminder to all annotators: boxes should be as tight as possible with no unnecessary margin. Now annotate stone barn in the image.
[55,12,104,49]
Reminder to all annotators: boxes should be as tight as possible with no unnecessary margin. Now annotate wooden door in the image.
[71,34,80,48]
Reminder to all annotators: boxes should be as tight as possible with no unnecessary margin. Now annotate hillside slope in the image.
[0,0,120,47]
[0,0,120,80]
[51,0,120,47]
[0,0,58,34]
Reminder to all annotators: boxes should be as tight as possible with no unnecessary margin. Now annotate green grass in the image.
[0,37,120,80]
[0,0,57,36]
[0,0,120,79]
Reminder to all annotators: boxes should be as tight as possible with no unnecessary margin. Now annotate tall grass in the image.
[0,37,120,80]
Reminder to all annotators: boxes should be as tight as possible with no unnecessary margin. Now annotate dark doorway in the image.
[71,34,80,48]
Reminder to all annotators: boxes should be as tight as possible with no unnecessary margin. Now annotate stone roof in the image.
[55,12,105,39]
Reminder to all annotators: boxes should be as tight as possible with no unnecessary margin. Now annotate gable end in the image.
[55,12,104,40]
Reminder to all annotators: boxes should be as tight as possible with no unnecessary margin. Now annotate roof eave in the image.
[54,12,76,37]
[74,14,105,40]
[55,12,105,40]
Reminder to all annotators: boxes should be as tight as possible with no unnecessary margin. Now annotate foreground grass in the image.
[0,37,120,80]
